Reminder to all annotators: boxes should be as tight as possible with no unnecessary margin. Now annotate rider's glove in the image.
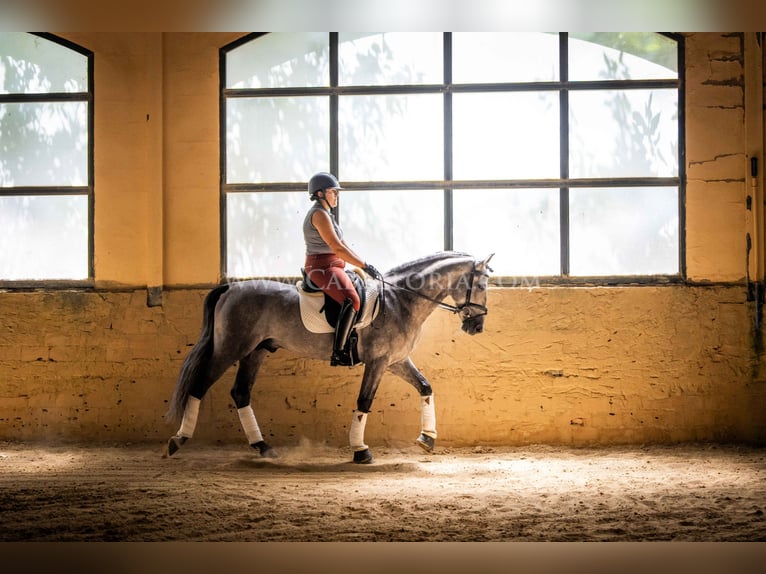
[363,264,383,281]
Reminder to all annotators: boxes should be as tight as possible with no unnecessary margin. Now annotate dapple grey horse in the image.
[165,251,493,463]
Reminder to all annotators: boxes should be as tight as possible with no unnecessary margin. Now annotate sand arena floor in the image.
[1,439,765,544]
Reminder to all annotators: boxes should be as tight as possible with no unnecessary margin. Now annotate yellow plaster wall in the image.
[685,33,750,283]
[162,33,241,286]
[1,32,765,448]
[84,32,155,286]
[63,32,240,287]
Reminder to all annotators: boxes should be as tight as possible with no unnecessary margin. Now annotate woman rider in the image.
[303,171,382,366]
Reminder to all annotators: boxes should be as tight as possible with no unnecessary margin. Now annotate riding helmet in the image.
[308,172,342,199]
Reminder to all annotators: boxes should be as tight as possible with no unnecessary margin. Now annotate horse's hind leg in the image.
[168,355,233,456]
[388,357,437,453]
[168,398,200,455]
[231,347,278,458]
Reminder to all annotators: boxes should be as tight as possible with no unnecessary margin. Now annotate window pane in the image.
[338,32,443,86]
[453,92,560,179]
[0,32,88,94]
[453,188,560,277]
[339,94,443,181]
[569,33,678,81]
[569,187,679,276]
[0,195,88,279]
[341,190,443,272]
[226,97,329,184]
[226,191,307,277]
[453,32,559,83]
[226,33,329,89]
[0,102,88,187]
[569,89,678,178]
[226,190,444,277]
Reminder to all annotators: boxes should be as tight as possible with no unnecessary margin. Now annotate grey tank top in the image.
[303,203,344,255]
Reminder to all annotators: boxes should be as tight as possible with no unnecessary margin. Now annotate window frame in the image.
[0,32,94,288]
[220,32,685,285]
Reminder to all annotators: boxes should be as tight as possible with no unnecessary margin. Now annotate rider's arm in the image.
[311,210,368,268]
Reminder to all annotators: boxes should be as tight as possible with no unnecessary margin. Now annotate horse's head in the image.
[456,253,494,336]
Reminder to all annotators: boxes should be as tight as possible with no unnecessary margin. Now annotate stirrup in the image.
[331,334,359,366]
[330,349,355,367]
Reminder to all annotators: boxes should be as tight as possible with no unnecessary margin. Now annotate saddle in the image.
[296,268,380,334]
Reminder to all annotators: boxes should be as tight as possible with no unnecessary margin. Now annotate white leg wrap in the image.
[349,410,369,452]
[177,396,201,438]
[421,395,437,439]
[237,405,264,445]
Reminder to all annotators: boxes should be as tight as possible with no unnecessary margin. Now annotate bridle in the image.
[452,263,492,320]
[377,261,491,321]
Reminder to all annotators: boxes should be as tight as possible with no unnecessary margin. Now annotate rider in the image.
[303,171,382,366]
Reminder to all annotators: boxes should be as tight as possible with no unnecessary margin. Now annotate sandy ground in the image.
[1,439,765,545]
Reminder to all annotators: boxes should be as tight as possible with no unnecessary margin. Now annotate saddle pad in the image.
[296,276,381,334]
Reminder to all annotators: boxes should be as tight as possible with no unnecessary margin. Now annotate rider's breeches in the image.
[304,254,360,311]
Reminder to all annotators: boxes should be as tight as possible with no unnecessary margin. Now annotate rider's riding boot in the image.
[331,298,358,366]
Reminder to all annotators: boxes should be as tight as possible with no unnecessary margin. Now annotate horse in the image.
[165,251,494,464]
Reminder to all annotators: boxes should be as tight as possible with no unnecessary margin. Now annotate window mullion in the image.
[559,32,570,277]
[444,32,453,251]
[330,32,340,222]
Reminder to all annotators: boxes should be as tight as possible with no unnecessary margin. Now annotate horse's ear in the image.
[478,253,495,273]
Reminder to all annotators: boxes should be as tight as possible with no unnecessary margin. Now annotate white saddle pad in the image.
[296,274,381,334]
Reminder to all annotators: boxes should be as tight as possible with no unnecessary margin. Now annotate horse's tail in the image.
[165,283,230,424]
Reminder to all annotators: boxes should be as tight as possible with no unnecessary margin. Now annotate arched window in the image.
[0,33,92,283]
[222,32,682,282]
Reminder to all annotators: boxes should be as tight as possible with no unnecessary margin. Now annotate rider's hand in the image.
[363,264,383,280]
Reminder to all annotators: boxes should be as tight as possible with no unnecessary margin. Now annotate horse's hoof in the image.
[252,440,278,458]
[416,433,435,453]
[167,435,188,457]
[353,448,373,464]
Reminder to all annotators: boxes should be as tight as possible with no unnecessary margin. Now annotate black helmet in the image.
[308,172,342,199]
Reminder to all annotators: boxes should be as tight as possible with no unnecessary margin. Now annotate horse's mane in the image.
[385,251,474,276]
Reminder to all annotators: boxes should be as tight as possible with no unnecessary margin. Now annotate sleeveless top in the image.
[303,202,344,256]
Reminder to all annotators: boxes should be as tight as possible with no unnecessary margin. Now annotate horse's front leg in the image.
[350,359,387,464]
[388,357,437,453]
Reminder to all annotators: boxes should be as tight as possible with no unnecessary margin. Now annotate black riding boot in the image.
[331,298,358,366]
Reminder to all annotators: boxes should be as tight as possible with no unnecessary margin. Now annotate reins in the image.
[373,261,491,322]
